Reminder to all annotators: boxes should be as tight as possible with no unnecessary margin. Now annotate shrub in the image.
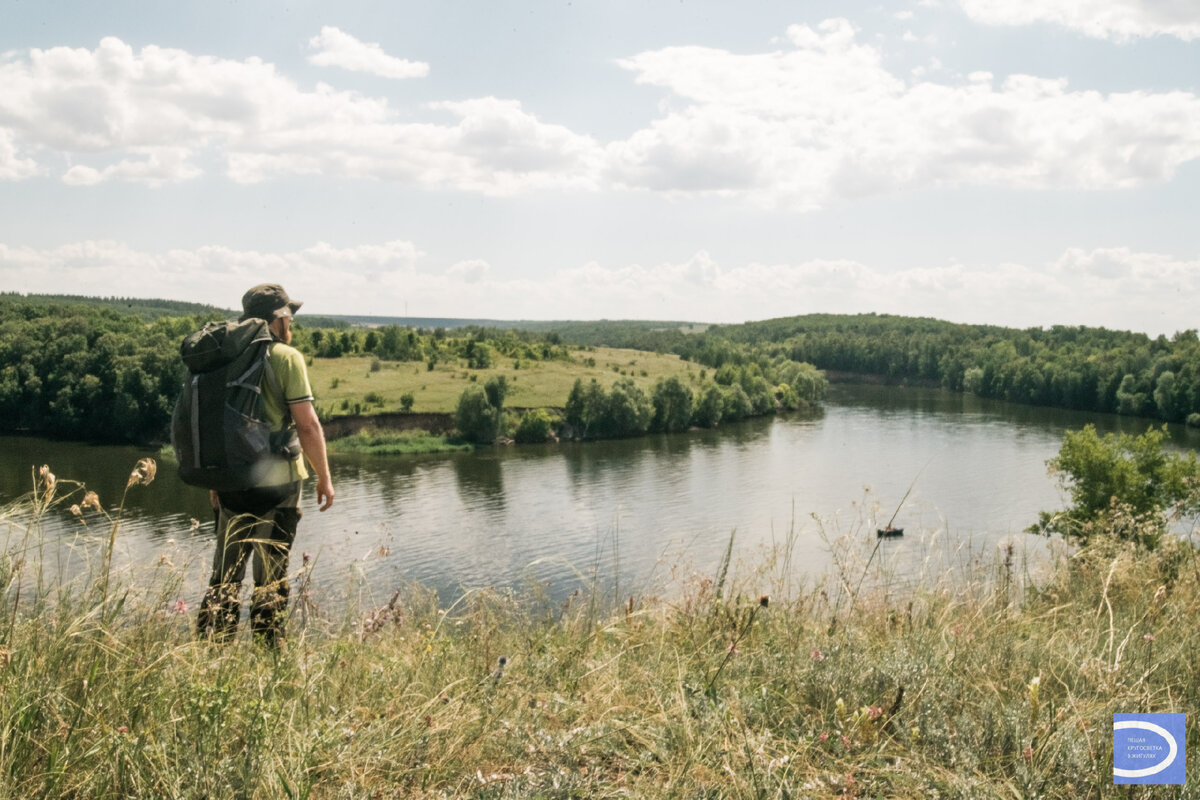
[454,386,500,444]
[399,393,415,413]
[1031,425,1200,547]
[514,409,554,443]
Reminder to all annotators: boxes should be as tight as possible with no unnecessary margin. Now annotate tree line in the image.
[13,295,1191,445]
[539,314,1200,425]
[452,361,828,445]
[293,324,571,368]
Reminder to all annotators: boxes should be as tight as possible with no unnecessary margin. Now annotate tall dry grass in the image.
[1,462,1197,797]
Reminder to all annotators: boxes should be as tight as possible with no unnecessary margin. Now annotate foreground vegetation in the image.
[2,457,1200,798]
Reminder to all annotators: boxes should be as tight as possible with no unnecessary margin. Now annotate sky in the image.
[1,0,1198,336]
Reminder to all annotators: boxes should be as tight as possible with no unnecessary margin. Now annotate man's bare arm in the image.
[291,400,334,511]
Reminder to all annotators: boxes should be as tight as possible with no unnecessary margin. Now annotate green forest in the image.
[4,295,1199,444]
[542,314,1200,425]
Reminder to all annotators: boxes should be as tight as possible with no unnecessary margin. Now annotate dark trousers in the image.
[197,482,302,646]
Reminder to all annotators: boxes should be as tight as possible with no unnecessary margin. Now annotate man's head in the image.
[240,283,302,322]
[241,283,302,344]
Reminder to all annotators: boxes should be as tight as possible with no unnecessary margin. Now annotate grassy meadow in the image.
[3,463,1200,798]
[309,347,700,417]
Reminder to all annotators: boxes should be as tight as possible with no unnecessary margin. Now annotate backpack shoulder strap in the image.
[262,343,293,425]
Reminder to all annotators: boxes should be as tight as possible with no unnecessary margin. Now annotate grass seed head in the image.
[127,458,157,488]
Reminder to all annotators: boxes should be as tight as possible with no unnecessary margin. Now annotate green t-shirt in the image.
[265,342,313,482]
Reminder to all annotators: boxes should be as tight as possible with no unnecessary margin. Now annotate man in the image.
[197,283,335,645]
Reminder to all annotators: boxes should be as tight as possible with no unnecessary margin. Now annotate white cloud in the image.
[0,129,39,179]
[0,37,599,192]
[307,26,430,79]
[2,240,1195,335]
[61,146,202,186]
[3,27,1200,209]
[959,0,1200,42]
[446,259,491,283]
[609,18,1200,208]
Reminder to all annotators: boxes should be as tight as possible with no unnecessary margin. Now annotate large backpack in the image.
[171,319,301,492]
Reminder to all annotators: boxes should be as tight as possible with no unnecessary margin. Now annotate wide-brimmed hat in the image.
[240,284,302,321]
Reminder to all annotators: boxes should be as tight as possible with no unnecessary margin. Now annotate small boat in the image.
[876,526,904,538]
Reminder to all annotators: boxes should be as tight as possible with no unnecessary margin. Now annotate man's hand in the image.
[315,474,335,511]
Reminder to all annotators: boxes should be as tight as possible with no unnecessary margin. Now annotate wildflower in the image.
[840,735,851,750]
[758,595,769,608]
[1143,633,1155,643]
[818,732,829,743]
[81,491,101,511]
[189,518,200,532]
[38,465,56,491]
[1022,744,1033,761]
[866,705,883,720]
[173,599,189,615]
[727,642,740,654]
[127,458,157,488]
[117,725,129,734]
[70,505,82,517]
[811,648,825,662]
[303,551,313,564]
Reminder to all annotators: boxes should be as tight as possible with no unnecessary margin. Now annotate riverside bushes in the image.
[4,461,1200,797]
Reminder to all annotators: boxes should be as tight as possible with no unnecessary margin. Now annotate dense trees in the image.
[699,315,1200,423]
[543,315,1200,424]
[561,360,827,441]
[0,298,201,443]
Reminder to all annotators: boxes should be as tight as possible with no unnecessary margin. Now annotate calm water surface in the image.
[4,384,1197,607]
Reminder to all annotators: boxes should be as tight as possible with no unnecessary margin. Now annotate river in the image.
[3,384,1197,610]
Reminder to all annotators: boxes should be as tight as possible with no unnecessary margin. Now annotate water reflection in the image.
[453,452,506,511]
[6,386,1195,608]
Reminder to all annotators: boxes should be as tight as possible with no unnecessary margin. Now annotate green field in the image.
[310,346,704,416]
